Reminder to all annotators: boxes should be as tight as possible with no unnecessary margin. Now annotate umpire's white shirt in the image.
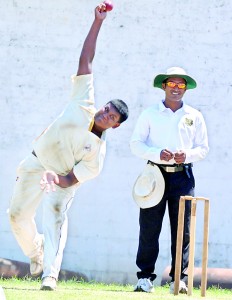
[33,74,106,183]
[130,100,209,164]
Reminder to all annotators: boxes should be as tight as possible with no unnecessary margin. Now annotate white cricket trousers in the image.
[8,154,77,279]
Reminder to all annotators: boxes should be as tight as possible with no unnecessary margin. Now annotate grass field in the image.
[1,277,232,300]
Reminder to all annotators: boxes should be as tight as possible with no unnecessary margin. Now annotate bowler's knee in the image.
[8,206,23,225]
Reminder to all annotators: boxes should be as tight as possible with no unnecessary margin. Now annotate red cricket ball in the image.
[104,1,113,11]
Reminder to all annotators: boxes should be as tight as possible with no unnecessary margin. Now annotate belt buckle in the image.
[166,166,175,172]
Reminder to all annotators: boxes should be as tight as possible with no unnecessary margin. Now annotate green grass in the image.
[0,277,232,300]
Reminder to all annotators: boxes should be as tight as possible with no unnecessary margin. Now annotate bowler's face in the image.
[94,103,121,131]
[162,77,187,102]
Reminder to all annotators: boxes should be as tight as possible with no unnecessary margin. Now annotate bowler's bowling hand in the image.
[95,3,107,20]
[40,170,59,193]
[160,149,174,162]
[174,150,186,164]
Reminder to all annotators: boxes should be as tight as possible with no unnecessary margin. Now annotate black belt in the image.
[148,160,192,173]
[32,150,37,157]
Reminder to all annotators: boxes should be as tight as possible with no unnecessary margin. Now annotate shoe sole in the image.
[40,285,56,291]
[179,288,188,294]
[134,287,153,293]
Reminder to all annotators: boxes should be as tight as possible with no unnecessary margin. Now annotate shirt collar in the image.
[159,100,189,113]
[159,100,167,112]
[101,130,107,141]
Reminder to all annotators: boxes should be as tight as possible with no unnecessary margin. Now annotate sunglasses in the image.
[166,81,186,89]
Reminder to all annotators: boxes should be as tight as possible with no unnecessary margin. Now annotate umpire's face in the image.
[94,103,121,131]
[162,77,187,103]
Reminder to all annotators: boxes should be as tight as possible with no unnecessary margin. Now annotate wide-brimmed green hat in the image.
[153,67,197,90]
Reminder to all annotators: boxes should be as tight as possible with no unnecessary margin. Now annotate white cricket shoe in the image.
[169,280,188,294]
[40,276,57,291]
[30,237,44,277]
[134,278,154,293]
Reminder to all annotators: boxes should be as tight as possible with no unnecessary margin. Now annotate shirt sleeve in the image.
[184,112,209,163]
[130,111,163,162]
[73,160,101,183]
[72,143,106,183]
[71,74,95,106]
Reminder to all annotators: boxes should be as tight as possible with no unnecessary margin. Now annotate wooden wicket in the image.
[174,196,210,297]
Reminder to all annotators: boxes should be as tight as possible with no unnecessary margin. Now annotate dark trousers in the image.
[136,166,195,282]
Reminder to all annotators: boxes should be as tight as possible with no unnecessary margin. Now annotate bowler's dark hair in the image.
[108,99,129,123]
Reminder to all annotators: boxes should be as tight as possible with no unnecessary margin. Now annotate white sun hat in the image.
[132,163,165,209]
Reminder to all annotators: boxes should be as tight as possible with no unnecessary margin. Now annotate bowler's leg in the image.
[8,155,44,259]
[42,185,76,280]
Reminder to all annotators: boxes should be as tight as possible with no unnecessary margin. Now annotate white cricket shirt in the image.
[130,100,209,164]
[33,74,106,183]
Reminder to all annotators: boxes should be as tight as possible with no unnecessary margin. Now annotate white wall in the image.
[0,0,231,285]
